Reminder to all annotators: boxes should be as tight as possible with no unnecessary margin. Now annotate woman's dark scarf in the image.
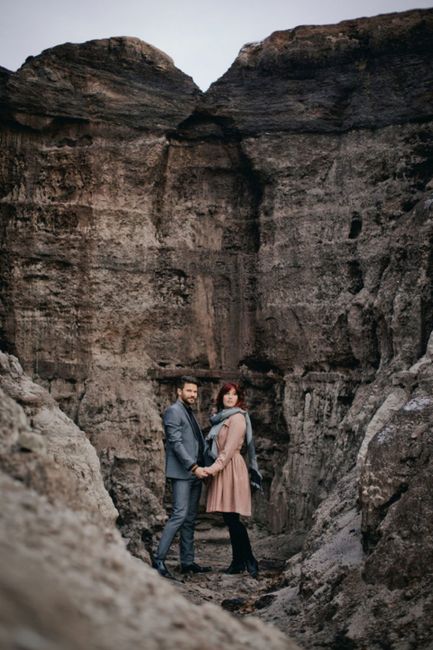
[206,407,263,492]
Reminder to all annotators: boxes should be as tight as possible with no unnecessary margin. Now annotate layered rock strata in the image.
[0,37,202,553]
[203,8,433,541]
[1,8,433,563]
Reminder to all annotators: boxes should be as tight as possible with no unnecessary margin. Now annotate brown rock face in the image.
[0,36,201,553]
[200,8,433,541]
[1,10,433,645]
[4,37,199,129]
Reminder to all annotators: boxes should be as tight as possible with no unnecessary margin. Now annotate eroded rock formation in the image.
[0,350,117,525]
[1,8,433,648]
[0,36,201,553]
[259,331,433,649]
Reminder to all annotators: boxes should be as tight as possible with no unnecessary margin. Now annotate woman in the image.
[203,382,262,578]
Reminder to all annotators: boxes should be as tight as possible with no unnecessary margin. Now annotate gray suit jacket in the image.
[163,399,209,479]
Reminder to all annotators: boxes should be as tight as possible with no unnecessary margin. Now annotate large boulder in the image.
[0,351,117,526]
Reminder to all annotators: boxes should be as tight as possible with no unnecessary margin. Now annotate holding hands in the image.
[192,466,209,479]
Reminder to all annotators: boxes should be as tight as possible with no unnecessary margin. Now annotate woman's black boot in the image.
[224,560,245,574]
[245,556,259,578]
[223,512,246,574]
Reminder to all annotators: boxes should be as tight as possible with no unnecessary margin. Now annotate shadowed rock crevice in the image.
[348,213,362,239]
[361,482,409,554]
[171,111,242,143]
[420,233,433,356]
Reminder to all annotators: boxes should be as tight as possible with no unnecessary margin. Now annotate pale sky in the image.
[1,0,432,90]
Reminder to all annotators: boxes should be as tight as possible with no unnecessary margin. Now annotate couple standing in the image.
[152,376,262,580]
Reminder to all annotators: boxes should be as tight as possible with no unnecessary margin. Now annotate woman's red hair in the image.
[216,382,247,411]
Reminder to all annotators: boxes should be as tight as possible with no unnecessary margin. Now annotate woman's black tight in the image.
[222,512,254,563]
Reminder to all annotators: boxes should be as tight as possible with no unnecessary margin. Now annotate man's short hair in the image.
[176,375,200,389]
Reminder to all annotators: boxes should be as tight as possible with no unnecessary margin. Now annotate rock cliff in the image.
[0,36,201,554]
[1,8,433,648]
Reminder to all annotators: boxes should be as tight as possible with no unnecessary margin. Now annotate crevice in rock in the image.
[150,141,171,242]
[0,206,17,354]
[420,233,433,357]
[236,145,263,256]
[333,629,358,649]
[349,212,363,239]
[374,313,394,368]
[362,482,409,553]
[239,357,283,375]
[169,110,242,143]
[348,260,364,294]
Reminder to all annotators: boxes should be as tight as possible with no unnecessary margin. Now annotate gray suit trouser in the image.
[155,477,202,565]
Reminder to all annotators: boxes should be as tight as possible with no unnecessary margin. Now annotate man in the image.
[152,376,211,579]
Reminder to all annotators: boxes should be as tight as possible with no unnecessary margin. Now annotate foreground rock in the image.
[0,351,117,526]
[0,471,298,650]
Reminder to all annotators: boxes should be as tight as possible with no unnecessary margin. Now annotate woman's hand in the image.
[193,466,208,479]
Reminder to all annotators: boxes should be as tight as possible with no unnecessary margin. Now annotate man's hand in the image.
[194,466,208,479]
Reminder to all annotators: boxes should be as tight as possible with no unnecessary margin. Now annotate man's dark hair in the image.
[176,375,200,389]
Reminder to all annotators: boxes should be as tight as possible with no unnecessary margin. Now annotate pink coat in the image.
[205,413,251,517]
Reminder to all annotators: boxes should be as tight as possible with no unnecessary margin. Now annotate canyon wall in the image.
[0,37,202,553]
[203,8,433,543]
[259,328,433,649]
[1,8,433,563]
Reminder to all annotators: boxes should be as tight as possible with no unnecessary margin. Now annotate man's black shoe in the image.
[180,562,212,574]
[152,559,174,579]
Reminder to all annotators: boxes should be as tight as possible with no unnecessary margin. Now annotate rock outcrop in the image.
[258,333,433,649]
[202,8,433,542]
[0,36,199,553]
[1,8,433,648]
[204,10,433,134]
[0,351,117,526]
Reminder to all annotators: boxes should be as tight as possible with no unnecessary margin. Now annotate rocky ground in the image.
[161,517,290,613]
